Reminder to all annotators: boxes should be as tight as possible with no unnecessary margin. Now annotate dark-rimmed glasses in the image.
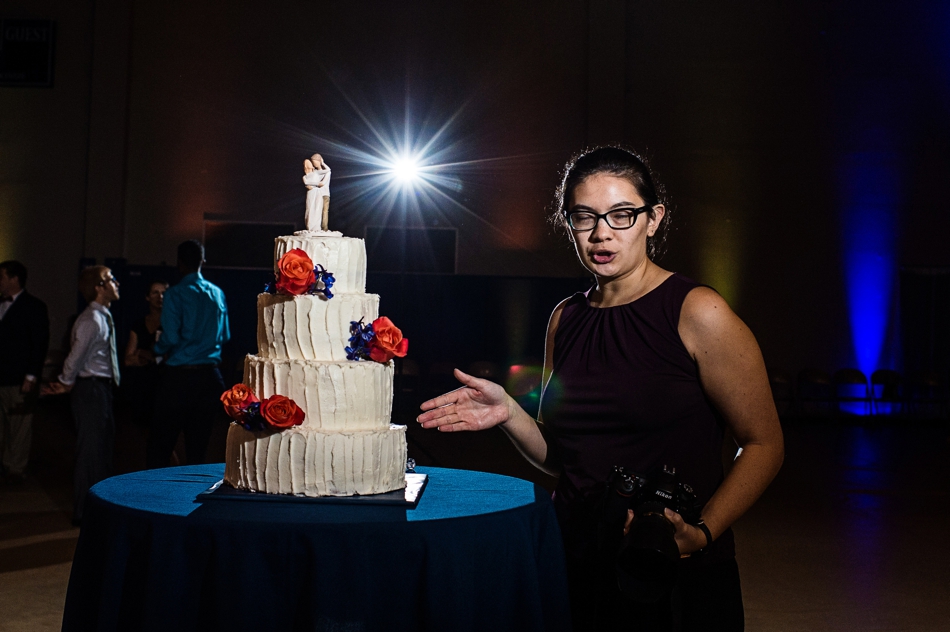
[567,206,649,231]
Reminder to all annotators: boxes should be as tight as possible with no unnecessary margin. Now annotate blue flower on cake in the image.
[345,319,375,361]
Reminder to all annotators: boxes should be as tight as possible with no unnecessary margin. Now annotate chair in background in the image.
[767,370,794,419]
[905,371,949,420]
[870,369,903,417]
[833,368,870,417]
[797,369,834,419]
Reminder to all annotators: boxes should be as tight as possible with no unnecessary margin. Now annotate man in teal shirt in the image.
[146,240,229,469]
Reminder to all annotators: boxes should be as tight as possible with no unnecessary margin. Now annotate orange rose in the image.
[275,249,316,295]
[260,394,305,429]
[368,316,409,363]
[220,384,259,420]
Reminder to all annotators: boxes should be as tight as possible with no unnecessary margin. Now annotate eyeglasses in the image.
[98,276,119,286]
[567,206,650,231]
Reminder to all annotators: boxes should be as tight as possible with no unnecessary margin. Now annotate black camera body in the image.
[599,465,704,602]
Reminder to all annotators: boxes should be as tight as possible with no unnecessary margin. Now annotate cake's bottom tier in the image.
[224,423,407,497]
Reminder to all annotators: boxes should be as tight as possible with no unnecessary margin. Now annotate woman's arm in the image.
[673,287,785,554]
[416,299,569,477]
[417,369,554,474]
[153,290,180,356]
[124,330,141,366]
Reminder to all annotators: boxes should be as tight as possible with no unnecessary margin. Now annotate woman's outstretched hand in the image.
[417,368,513,432]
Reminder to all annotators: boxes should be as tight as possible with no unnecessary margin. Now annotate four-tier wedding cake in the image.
[222,155,408,497]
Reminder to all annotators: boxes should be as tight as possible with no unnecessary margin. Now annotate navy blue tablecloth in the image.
[61,465,571,632]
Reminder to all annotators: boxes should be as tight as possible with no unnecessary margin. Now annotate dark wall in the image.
[618,0,950,375]
[120,0,589,275]
[1,0,93,345]
[4,0,950,380]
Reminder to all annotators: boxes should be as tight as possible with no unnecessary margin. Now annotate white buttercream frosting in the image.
[224,423,407,497]
[257,292,379,361]
[244,355,393,431]
[275,231,367,294]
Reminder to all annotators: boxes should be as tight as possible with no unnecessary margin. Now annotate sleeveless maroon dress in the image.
[539,273,735,563]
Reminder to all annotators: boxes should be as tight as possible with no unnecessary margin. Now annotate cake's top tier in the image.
[275,230,366,294]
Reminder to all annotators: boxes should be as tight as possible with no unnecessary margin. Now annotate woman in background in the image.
[122,281,167,431]
[418,147,784,631]
[124,281,167,368]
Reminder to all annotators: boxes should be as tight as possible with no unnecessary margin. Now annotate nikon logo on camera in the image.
[655,490,673,500]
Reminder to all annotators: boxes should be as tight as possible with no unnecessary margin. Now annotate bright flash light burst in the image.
[390,155,421,184]
[300,130,547,251]
[287,88,554,251]
[299,121,477,232]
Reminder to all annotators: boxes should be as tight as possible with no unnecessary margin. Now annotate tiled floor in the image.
[2,399,949,631]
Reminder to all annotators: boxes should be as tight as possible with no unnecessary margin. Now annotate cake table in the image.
[61,465,571,631]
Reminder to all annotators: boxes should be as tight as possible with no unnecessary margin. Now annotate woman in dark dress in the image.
[124,281,167,366]
[122,281,167,425]
[417,147,784,631]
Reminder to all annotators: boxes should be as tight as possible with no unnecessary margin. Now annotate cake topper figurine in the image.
[303,153,331,231]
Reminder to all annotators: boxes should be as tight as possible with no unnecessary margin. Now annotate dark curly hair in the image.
[550,146,671,262]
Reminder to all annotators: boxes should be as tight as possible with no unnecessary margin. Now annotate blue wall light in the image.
[839,150,899,383]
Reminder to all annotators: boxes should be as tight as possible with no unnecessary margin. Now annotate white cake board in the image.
[196,473,428,508]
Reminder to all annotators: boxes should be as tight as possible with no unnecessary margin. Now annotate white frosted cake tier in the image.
[224,423,407,497]
[244,355,393,431]
[257,292,379,361]
[275,231,367,294]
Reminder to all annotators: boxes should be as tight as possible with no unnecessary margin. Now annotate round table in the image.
[61,465,571,631]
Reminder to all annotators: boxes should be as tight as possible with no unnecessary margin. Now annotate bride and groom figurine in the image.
[303,153,330,232]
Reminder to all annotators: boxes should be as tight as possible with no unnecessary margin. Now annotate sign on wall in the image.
[0,19,56,87]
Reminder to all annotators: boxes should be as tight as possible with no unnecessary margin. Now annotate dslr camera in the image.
[598,465,703,602]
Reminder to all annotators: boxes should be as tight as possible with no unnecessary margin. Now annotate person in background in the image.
[43,266,121,525]
[122,281,168,435]
[0,260,50,484]
[146,240,229,469]
[124,281,168,368]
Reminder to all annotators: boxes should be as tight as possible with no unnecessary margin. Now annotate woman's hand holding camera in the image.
[663,508,710,556]
[621,508,710,557]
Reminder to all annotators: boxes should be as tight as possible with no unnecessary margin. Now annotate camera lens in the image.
[615,511,679,603]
